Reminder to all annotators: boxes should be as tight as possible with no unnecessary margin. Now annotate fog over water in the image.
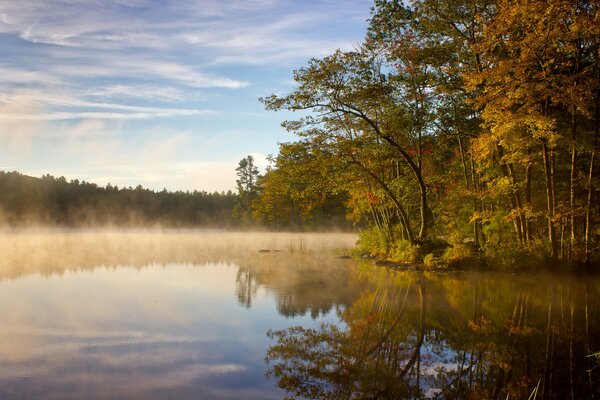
[0,230,598,399]
[0,230,357,280]
[0,230,360,399]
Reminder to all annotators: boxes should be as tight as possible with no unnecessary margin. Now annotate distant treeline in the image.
[0,171,352,229]
[0,171,237,227]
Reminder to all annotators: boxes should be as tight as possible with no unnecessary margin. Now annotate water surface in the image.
[0,231,598,399]
[0,231,358,399]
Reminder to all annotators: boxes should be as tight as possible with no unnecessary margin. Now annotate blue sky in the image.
[0,0,371,192]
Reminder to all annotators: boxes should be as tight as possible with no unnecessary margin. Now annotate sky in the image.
[0,0,372,192]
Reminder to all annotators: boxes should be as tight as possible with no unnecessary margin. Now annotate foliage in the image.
[252,143,350,230]
[422,252,440,269]
[0,171,237,227]
[389,240,421,263]
[355,226,393,257]
[234,155,261,223]
[261,0,600,267]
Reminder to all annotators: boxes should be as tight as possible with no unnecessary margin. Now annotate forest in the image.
[254,0,600,268]
[0,167,349,230]
[0,171,237,227]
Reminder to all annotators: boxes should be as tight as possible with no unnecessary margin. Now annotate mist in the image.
[0,229,361,400]
[0,230,357,281]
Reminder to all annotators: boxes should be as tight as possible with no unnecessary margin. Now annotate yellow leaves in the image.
[523,114,559,146]
[471,135,496,165]
[505,207,524,222]
[489,176,512,198]
[465,0,596,168]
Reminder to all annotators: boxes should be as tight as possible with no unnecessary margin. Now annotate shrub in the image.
[389,240,421,263]
[355,226,389,257]
[442,232,475,263]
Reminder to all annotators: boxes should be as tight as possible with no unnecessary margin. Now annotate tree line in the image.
[0,171,237,227]
[0,166,350,230]
[257,0,600,267]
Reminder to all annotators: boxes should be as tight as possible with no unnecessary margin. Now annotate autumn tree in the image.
[262,47,436,242]
[260,0,600,266]
[465,0,600,262]
[369,0,495,247]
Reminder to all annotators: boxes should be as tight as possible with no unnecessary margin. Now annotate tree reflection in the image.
[266,284,426,399]
[234,255,367,318]
[236,266,257,308]
[265,269,600,399]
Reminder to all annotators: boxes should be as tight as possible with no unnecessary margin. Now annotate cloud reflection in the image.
[0,231,358,399]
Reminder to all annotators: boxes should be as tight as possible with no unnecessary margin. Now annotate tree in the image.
[234,155,261,222]
[262,48,435,242]
[369,0,494,247]
[253,142,350,230]
[0,171,238,227]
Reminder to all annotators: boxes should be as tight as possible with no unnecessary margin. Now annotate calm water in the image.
[0,231,598,399]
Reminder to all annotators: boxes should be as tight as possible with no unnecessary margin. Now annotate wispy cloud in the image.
[0,92,214,121]
[87,85,184,102]
[38,58,249,89]
[0,110,206,121]
[1,1,367,63]
[0,0,371,190]
[0,65,62,86]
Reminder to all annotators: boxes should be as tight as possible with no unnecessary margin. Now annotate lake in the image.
[0,230,598,399]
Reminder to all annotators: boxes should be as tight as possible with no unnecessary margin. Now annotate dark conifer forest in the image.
[0,171,237,227]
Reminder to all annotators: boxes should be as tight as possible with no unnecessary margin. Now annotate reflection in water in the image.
[2,231,599,399]
[266,267,600,399]
[235,255,367,318]
[0,231,359,399]
[0,263,285,399]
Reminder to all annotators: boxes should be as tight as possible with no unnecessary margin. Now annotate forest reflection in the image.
[265,267,600,399]
[0,229,362,320]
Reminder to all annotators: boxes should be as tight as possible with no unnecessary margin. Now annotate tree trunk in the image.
[585,146,597,263]
[508,163,527,244]
[458,133,471,189]
[570,103,578,263]
[470,148,483,246]
[525,160,533,242]
[497,144,524,244]
[585,66,599,264]
[459,133,482,246]
[385,139,429,239]
[352,111,430,239]
[350,157,415,243]
[542,142,557,258]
